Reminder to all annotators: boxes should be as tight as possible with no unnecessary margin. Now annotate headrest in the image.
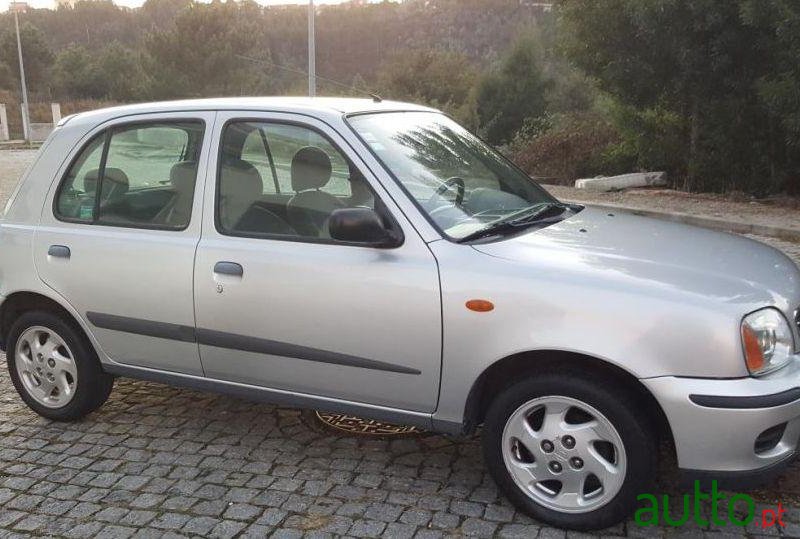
[291,147,332,192]
[170,161,198,192]
[220,159,263,201]
[84,167,129,196]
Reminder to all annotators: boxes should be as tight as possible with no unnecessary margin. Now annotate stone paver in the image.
[3,149,800,538]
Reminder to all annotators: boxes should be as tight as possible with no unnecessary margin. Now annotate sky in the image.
[3,0,361,12]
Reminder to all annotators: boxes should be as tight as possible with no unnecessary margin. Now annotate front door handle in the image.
[48,245,71,259]
[214,261,243,277]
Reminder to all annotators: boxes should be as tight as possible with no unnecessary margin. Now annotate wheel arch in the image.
[0,291,86,351]
[462,349,674,448]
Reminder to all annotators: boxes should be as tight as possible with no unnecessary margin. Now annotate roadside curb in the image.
[564,199,800,243]
[0,143,41,150]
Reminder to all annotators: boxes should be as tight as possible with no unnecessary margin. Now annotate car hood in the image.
[472,206,800,314]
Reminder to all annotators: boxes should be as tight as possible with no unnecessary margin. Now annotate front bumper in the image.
[643,357,800,483]
[681,452,796,490]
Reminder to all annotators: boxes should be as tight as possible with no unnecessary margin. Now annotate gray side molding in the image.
[195,328,422,375]
[86,312,196,343]
[86,312,421,375]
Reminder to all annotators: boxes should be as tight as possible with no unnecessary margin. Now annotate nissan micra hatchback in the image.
[1,98,799,530]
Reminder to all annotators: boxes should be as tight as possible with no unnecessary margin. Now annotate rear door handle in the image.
[48,245,71,259]
[214,261,243,277]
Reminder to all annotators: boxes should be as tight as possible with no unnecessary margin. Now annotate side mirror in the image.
[329,207,399,247]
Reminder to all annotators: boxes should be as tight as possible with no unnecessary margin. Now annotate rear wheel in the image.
[482,372,656,531]
[6,311,113,421]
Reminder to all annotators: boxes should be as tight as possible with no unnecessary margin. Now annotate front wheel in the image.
[6,311,113,421]
[482,372,656,531]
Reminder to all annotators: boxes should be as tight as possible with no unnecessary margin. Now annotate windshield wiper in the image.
[457,202,570,243]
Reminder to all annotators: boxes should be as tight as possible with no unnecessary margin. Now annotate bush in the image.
[476,33,551,145]
[509,111,623,185]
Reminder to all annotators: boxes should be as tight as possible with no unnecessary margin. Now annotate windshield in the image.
[347,111,566,241]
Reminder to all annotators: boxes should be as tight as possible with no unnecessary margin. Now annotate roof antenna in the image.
[369,93,383,103]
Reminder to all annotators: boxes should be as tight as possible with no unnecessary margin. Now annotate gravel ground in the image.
[2,149,800,537]
[0,149,37,208]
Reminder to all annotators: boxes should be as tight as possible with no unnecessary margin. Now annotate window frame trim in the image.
[52,117,208,232]
[255,126,281,194]
[214,117,405,249]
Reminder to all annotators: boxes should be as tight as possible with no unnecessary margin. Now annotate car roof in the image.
[63,97,439,128]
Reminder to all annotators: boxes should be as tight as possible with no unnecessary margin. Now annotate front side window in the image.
[348,112,577,242]
[218,121,385,241]
[56,121,205,229]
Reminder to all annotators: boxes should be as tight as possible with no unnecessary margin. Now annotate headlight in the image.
[741,308,795,376]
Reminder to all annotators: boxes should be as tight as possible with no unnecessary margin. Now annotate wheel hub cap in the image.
[14,326,78,409]
[501,395,627,513]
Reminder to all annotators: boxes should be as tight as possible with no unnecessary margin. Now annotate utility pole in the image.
[13,7,31,142]
[308,0,315,97]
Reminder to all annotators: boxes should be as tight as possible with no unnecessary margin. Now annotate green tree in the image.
[0,21,54,92]
[0,61,12,91]
[52,42,145,101]
[560,0,796,194]
[143,2,273,98]
[741,0,800,194]
[96,42,148,101]
[377,49,479,124]
[475,34,551,145]
[378,49,478,106]
[52,45,99,98]
[140,0,193,28]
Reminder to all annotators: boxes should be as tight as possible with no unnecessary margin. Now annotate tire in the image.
[6,310,113,421]
[482,371,656,531]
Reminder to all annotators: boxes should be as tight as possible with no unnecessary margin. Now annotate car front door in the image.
[34,112,215,376]
[193,112,442,413]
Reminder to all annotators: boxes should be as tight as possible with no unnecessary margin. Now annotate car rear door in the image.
[193,111,442,413]
[33,111,216,376]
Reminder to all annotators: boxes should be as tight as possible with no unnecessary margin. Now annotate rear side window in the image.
[55,121,205,229]
[56,136,104,221]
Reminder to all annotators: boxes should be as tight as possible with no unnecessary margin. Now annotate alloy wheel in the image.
[14,326,78,408]
[501,395,627,513]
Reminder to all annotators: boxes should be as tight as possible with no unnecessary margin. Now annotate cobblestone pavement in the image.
[3,153,800,537]
[0,364,799,539]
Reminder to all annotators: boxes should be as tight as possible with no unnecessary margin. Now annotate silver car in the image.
[1,98,798,530]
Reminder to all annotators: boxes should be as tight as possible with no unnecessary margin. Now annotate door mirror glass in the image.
[328,207,397,246]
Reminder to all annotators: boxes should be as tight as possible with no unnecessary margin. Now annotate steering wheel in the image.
[430,177,465,207]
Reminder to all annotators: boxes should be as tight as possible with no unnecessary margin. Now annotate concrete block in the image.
[0,104,8,141]
[575,171,667,192]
